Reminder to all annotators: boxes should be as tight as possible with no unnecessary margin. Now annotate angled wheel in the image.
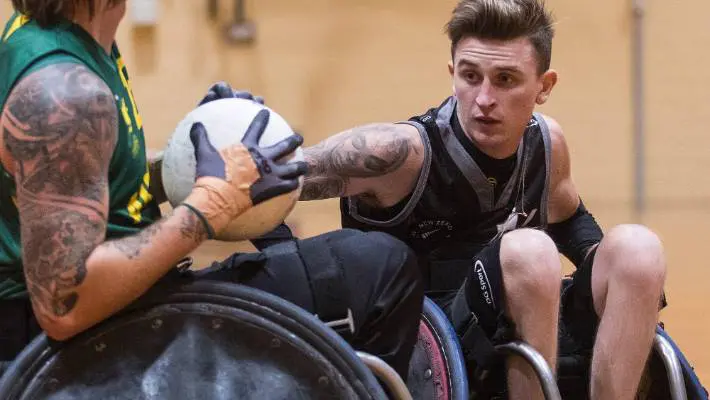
[0,279,387,400]
[407,297,468,400]
[638,325,708,400]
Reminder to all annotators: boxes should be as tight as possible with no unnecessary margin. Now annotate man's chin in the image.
[470,128,505,145]
[468,129,519,158]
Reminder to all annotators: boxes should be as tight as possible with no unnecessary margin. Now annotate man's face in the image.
[449,36,556,156]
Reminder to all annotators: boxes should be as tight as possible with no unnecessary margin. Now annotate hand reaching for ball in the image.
[182,109,307,237]
[198,81,265,106]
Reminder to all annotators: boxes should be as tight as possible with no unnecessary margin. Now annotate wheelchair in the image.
[463,278,709,400]
[0,278,705,400]
[0,279,469,400]
[0,280,389,400]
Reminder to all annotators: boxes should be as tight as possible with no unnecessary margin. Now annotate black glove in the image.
[198,81,265,106]
[190,109,307,206]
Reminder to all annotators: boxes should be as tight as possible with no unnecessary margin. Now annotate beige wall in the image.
[645,2,710,204]
[0,0,636,223]
[123,0,637,235]
[1,0,708,383]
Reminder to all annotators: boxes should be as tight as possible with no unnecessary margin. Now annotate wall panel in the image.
[645,1,710,205]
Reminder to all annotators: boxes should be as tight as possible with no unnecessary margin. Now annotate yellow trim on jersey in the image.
[127,166,153,224]
[115,56,143,130]
[3,14,29,42]
[120,98,133,134]
[113,54,150,223]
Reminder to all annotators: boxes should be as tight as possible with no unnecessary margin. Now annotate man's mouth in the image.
[474,116,501,125]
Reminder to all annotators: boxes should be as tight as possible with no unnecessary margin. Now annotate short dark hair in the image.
[11,0,122,27]
[445,0,555,74]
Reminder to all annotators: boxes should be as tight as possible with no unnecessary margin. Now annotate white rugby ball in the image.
[162,98,304,241]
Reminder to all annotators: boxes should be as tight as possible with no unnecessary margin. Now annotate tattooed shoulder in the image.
[3,63,118,196]
[1,63,117,319]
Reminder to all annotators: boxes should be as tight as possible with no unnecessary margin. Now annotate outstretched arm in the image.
[300,123,424,202]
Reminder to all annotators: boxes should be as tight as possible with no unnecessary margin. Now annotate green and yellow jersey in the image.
[0,13,161,299]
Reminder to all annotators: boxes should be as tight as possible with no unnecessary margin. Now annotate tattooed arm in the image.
[1,64,209,341]
[300,123,424,205]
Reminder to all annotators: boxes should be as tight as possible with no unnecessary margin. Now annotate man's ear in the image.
[536,69,558,105]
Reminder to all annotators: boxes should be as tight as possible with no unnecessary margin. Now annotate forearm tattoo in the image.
[2,64,116,317]
[103,207,207,260]
[300,124,412,200]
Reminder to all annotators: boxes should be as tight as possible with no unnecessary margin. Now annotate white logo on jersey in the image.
[411,219,453,240]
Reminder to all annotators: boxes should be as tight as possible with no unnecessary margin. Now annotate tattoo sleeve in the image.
[2,64,116,318]
[300,123,415,200]
[2,64,209,336]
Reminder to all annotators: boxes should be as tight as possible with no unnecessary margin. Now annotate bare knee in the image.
[599,224,666,290]
[500,229,562,301]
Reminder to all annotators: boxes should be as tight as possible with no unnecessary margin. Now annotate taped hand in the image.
[183,109,307,236]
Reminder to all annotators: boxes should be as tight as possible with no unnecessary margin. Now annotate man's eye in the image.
[498,74,515,85]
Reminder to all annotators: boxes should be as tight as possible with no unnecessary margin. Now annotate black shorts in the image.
[181,228,424,379]
[426,236,600,354]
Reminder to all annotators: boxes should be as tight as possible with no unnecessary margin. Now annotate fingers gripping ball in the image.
[162,98,304,241]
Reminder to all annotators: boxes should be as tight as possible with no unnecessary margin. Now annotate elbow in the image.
[41,322,80,342]
[27,297,88,341]
[35,314,85,342]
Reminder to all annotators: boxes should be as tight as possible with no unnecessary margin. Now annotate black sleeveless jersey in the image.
[340,96,552,258]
